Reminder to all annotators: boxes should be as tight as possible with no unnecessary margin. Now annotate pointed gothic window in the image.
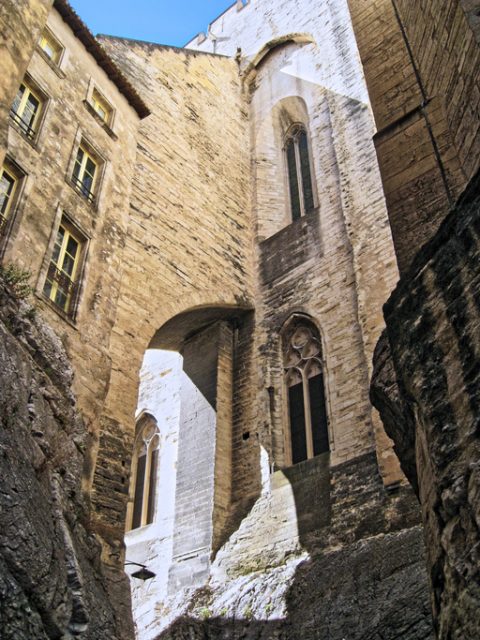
[283,317,329,464]
[284,124,315,221]
[130,415,160,530]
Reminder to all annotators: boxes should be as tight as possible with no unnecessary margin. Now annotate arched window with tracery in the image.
[283,317,329,464]
[130,414,160,530]
[284,124,315,221]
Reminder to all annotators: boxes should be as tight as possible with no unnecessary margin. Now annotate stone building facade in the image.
[347,1,480,638]
[0,0,477,639]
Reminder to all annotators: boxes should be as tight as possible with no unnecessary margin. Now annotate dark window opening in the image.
[284,124,315,221]
[130,421,160,530]
[283,318,330,465]
[132,452,146,529]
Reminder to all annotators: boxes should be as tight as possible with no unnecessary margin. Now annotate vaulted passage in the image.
[124,306,252,634]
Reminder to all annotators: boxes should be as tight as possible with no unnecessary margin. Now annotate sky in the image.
[69,0,234,47]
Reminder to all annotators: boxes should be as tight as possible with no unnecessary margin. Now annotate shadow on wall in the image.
[156,453,434,640]
[139,305,433,639]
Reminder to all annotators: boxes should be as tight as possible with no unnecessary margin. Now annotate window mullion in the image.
[301,369,314,459]
[58,231,69,273]
[18,90,29,119]
[141,441,153,527]
[294,138,305,217]
[80,151,88,182]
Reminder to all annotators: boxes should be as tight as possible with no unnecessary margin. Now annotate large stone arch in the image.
[88,297,255,584]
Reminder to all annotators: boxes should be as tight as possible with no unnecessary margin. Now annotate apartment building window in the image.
[72,145,98,203]
[10,81,43,140]
[43,219,85,317]
[90,88,113,125]
[283,317,330,464]
[130,415,160,530]
[38,30,63,64]
[285,124,315,221]
[0,167,17,236]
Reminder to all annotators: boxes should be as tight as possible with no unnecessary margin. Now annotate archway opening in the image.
[124,305,254,636]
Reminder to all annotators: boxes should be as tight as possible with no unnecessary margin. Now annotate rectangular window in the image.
[72,146,98,203]
[91,88,112,125]
[38,30,63,64]
[10,81,43,139]
[43,221,85,317]
[0,168,16,236]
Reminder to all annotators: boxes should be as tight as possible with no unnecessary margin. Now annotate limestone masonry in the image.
[0,1,478,639]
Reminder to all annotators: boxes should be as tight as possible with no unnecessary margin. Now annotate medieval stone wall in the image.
[93,36,254,561]
[0,0,53,168]
[1,7,143,542]
[144,452,432,639]
[126,350,183,636]
[372,172,480,639]
[351,1,480,636]
[347,0,479,273]
[0,1,449,639]
[187,0,404,487]
[0,274,133,640]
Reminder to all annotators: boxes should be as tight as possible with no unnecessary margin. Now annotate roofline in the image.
[98,34,230,59]
[53,0,150,119]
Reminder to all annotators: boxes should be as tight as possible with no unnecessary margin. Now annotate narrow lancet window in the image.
[130,417,160,530]
[283,318,329,464]
[284,124,315,220]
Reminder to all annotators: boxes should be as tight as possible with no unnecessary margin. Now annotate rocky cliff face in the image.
[151,527,432,640]
[371,171,480,639]
[0,274,133,639]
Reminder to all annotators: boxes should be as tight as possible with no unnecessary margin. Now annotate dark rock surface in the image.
[371,331,418,494]
[155,528,433,640]
[0,277,133,639]
[372,170,480,639]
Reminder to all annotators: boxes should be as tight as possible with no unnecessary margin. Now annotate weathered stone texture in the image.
[148,453,432,639]
[0,275,133,639]
[1,9,144,570]
[0,0,53,167]
[348,0,479,273]
[187,0,403,486]
[374,172,480,639]
[93,36,254,551]
[154,526,432,640]
[0,1,443,638]
[371,331,418,494]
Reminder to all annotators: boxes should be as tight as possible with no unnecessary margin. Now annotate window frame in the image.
[10,78,45,141]
[90,88,113,126]
[0,160,25,250]
[128,415,160,531]
[282,316,331,466]
[38,28,64,66]
[0,167,17,237]
[284,123,317,221]
[69,139,104,206]
[41,215,88,320]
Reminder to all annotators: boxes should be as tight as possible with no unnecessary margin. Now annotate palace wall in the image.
[347,0,480,272]
[0,0,453,638]
[0,0,53,168]
[348,1,480,636]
